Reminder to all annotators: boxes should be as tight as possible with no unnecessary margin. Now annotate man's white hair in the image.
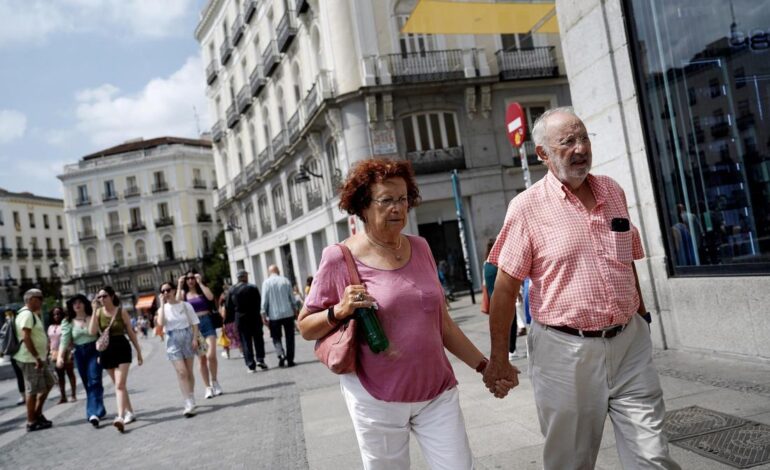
[23,288,43,304]
[531,106,580,148]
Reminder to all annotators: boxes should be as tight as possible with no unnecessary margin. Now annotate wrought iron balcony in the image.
[124,186,141,198]
[197,213,213,223]
[127,222,146,232]
[102,192,118,203]
[226,102,240,129]
[244,0,257,23]
[233,172,248,195]
[258,147,272,172]
[237,85,252,114]
[193,178,207,189]
[262,40,280,77]
[78,229,97,241]
[46,249,57,258]
[84,265,100,274]
[295,0,309,15]
[277,9,298,53]
[106,224,124,237]
[217,187,228,206]
[231,14,245,46]
[76,196,91,207]
[245,160,257,180]
[155,216,174,228]
[59,248,69,258]
[32,248,43,259]
[206,60,218,85]
[212,120,225,143]
[250,64,267,97]
[1,247,12,258]
[382,49,465,84]
[152,182,169,193]
[406,146,466,175]
[272,129,288,158]
[288,110,301,142]
[220,38,233,65]
[496,47,558,80]
[303,71,334,119]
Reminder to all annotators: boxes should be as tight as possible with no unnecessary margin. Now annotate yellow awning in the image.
[135,295,156,311]
[402,0,558,35]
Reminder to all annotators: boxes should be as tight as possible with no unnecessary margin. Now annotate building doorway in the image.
[418,220,468,293]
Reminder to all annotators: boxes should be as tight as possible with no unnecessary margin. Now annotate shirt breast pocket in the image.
[609,231,633,263]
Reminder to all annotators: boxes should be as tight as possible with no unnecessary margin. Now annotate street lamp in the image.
[294,164,323,184]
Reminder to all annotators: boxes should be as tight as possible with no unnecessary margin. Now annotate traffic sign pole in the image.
[519,145,532,189]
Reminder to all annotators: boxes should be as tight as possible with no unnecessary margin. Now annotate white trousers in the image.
[340,374,474,470]
[529,314,680,470]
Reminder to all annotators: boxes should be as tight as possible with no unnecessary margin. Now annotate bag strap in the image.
[336,243,361,286]
[99,307,118,335]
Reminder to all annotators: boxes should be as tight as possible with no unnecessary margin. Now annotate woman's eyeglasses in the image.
[372,196,409,208]
[96,294,106,299]
[160,288,173,294]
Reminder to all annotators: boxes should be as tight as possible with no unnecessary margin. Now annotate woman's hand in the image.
[333,285,374,322]
[91,298,100,312]
[192,336,199,352]
[56,357,64,369]
[136,352,143,366]
[195,273,203,284]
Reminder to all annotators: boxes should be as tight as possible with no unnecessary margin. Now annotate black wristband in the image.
[327,308,338,326]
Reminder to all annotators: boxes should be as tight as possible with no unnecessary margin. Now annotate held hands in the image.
[34,357,44,370]
[482,357,521,398]
[335,285,374,321]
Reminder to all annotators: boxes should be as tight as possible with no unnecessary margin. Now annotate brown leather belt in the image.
[547,323,626,338]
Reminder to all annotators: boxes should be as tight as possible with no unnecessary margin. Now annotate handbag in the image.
[182,302,208,356]
[313,244,360,375]
[95,308,118,352]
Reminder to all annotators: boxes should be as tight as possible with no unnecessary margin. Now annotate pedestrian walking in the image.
[14,289,55,432]
[218,289,241,359]
[158,282,200,417]
[48,306,77,404]
[299,159,511,470]
[59,294,106,427]
[178,270,223,399]
[483,107,679,469]
[226,271,268,372]
[3,309,27,406]
[261,265,298,367]
[89,286,143,433]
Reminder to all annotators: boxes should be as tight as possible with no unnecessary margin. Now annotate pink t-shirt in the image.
[305,235,457,402]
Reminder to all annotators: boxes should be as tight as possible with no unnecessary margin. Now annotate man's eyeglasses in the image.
[372,196,409,208]
[551,133,596,150]
[160,288,173,294]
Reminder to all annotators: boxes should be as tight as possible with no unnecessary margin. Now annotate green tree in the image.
[202,231,230,298]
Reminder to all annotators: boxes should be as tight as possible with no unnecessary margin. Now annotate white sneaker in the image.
[212,381,223,396]
[113,417,124,433]
[123,411,135,424]
[183,399,196,417]
[204,387,214,399]
[221,351,229,359]
[508,352,518,361]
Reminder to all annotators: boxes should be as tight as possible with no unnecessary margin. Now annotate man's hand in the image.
[483,357,520,398]
[262,316,269,326]
[34,357,44,370]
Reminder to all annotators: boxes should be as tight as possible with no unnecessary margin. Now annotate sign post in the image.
[451,170,475,305]
[506,102,531,189]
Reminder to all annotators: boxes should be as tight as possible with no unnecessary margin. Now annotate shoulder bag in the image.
[182,302,209,356]
[313,243,360,375]
[96,308,118,352]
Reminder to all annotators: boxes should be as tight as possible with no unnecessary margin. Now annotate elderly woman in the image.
[298,159,510,470]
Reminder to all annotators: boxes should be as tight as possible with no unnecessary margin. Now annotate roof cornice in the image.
[195,0,225,41]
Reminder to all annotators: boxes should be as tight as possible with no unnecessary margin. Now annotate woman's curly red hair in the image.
[338,158,421,218]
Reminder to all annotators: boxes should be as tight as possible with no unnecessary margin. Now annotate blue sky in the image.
[0,0,211,198]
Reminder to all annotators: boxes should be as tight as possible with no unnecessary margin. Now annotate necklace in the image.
[365,233,403,260]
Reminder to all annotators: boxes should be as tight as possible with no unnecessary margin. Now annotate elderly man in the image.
[483,107,679,469]
[226,270,268,372]
[261,265,298,368]
[15,289,55,432]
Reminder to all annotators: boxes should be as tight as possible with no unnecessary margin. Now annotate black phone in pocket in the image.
[611,217,630,232]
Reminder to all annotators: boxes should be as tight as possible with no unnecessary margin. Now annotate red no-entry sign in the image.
[505,102,526,148]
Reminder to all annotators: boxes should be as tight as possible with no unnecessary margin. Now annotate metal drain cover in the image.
[673,422,770,468]
[664,405,747,440]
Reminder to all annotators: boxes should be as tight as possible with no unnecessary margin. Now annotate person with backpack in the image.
[14,289,55,432]
[1,309,26,406]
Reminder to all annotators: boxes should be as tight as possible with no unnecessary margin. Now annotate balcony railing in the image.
[155,216,174,228]
[258,147,272,172]
[46,248,57,258]
[84,265,100,274]
[212,120,225,143]
[245,160,257,180]
[231,14,245,46]
[1,247,12,258]
[59,248,69,258]
[250,64,267,97]
[303,70,334,119]
[237,85,252,114]
[272,129,288,158]
[234,172,248,195]
[152,182,169,193]
[262,40,280,77]
[406,146,466,175]
[106,224,124,236]
[288,110,301,142]
[206,59,218,85]
[244,0,257,22]
[295,0,310,15]
[31,248,43,259]
[382,49,465,84]
[127,222,146,232]
[79,229,97,241]
[290,200,303,219]
[124,186,140,198]
[76,196,91,207]
[217,187,229,206]
[220,38,233,65]
[197,213,213,223]
[277,9,298,52]
[226,102,240,129]
[193,178,207,189]
[496,47,558,80]
[102,192,118,203]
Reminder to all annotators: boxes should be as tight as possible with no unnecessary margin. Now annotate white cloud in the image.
[0,109,27,144]
[75,56,210,147]
[0,0,195,47]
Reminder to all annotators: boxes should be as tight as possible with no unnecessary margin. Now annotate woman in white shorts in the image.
[156,282,200,417]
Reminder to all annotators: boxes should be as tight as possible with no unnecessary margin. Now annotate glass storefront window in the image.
[625,0,770,274]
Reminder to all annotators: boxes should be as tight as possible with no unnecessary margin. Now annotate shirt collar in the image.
[544,171,605,205]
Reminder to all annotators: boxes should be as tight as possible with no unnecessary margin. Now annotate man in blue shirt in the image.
[261,265,298,367]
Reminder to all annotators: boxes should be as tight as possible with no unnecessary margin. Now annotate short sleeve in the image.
[59,320,73,351]
[304,245,350,313]
[488,198,533,281]
[18,310,34,330]
[185,302,200,325]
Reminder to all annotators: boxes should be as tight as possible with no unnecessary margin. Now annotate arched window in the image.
[288,172,303,219]
[276,86,286,129]
[258,194,271,234]
[310,26,323,75]
[325,138,342,190]
[248,123,257,161]
[262,107,271,156]
[305,157,323,210]
[291,62,302,107]
[113,243,124,266]
[86,247,98,271]
[245,203,256,238]
[135,240,146,263]
[272,184,287,227]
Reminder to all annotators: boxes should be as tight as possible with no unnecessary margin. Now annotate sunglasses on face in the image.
[186,277,195,280]
[161,288,174,294]
[96,294,107,299]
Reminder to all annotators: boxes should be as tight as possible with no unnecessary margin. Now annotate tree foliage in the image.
[202,231,230,299]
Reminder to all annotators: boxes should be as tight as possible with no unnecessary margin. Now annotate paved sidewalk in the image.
[0,297,768,469]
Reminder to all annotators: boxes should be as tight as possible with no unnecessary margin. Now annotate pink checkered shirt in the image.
[489,171,644,330]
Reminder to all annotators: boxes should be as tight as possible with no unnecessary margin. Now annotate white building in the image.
[196,0,571,289]
[0,189,68,304]
[58,137,217,310]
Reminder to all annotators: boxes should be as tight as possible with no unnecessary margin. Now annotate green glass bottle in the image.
[355,307,389,353]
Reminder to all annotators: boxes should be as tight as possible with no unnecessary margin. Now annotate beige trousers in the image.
[529,314,680,470]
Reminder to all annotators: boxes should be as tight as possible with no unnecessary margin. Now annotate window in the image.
[34,266,42,281]
[127,176,137,190]
[130,207,142,225]
[59,238,65,249]
[46,238,52,249]
[30,237,38,249]
[20,267,27,280]
[16,237,22,248]
[135,240,147,262]
[501,33,534,50]
[202,232,211,254]
[193,168,202,184]
[56,215,62,229]
[113,244,124,265]
[0,210,4,226]
[163,236,174,260]
[81,216,92,231]
[13,211,20,230]
[28,212,35,228]
[626,0,770,274]
[197,200,206,215]
[0,236,5,248]
[396,15,436,54]
[158,203,170,219]
[272,185,287,226]
[77,185,88,202]
[258,195,271,233]
[402,112,461,152]
[104,180,116,198]
[108,211,120,228]
[43,214,49,229]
